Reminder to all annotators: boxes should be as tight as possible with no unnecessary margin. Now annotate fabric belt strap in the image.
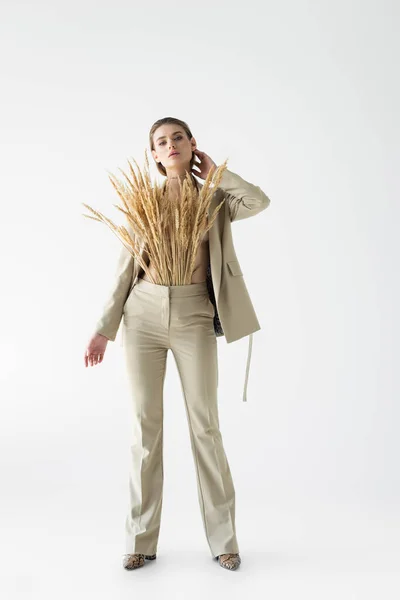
[242,333,253,402]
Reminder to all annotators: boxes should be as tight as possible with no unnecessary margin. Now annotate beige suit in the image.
[93,168,271,401]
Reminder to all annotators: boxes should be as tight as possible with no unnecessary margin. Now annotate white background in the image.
[1,0,399,598]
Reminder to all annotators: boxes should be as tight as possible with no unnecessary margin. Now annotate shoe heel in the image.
[144,554,157,560]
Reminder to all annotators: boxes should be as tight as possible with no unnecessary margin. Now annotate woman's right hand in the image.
[84,333,109,367]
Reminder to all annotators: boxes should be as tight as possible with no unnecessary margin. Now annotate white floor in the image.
[3,496,399,600]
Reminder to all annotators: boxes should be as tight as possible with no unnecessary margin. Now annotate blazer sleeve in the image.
[216,168,271,222]
[92,238,135,342]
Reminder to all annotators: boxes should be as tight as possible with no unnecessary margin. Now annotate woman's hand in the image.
[84,333,109,367]
[191,149,217,180]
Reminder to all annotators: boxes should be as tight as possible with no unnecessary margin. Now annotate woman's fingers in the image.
[84,352,103,367]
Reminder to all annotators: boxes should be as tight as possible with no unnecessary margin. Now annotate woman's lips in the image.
[169,152,180,157]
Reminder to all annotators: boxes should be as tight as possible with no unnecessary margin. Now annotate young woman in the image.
[84,117,271,571]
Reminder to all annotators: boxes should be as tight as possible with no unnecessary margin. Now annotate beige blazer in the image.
[92,168,271,402]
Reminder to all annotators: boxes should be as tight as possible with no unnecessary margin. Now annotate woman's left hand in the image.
[192,149,217,180]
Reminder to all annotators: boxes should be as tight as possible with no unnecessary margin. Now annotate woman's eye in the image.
[160,135,182,146]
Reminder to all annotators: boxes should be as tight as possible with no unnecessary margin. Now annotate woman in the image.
[84,117,271,571]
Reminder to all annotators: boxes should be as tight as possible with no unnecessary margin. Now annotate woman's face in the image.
[151,124,196,172]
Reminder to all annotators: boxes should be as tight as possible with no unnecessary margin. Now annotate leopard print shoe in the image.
[216,553,241,570]
[122,553,157,570]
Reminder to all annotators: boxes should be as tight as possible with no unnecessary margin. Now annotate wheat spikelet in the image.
[82,151,228,285]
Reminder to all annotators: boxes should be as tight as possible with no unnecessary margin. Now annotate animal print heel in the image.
[122,553,157,570]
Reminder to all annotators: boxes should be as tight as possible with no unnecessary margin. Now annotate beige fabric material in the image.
[93,168,271,401]
[122,276,239,557]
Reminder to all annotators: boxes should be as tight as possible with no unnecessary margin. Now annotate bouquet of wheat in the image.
[82,150,228,285]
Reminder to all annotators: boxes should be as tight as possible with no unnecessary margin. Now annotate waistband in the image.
[135,276,208,298]
[135,278,253,404]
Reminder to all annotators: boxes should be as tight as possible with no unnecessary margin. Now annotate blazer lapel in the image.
[198,179,223,304]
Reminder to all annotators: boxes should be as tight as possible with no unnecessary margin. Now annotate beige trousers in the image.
[121,276,239,558]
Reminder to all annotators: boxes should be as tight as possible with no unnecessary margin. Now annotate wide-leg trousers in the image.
[121,276,239,558]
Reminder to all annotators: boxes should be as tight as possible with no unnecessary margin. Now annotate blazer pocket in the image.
[227,260,243,277]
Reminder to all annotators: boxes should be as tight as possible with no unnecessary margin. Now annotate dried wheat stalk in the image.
[82,149,228,285]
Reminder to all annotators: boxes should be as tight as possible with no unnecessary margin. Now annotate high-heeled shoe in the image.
[215,553,241,570]
[122,553,157,570]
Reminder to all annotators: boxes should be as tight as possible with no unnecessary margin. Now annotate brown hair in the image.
[149,117,197,183]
